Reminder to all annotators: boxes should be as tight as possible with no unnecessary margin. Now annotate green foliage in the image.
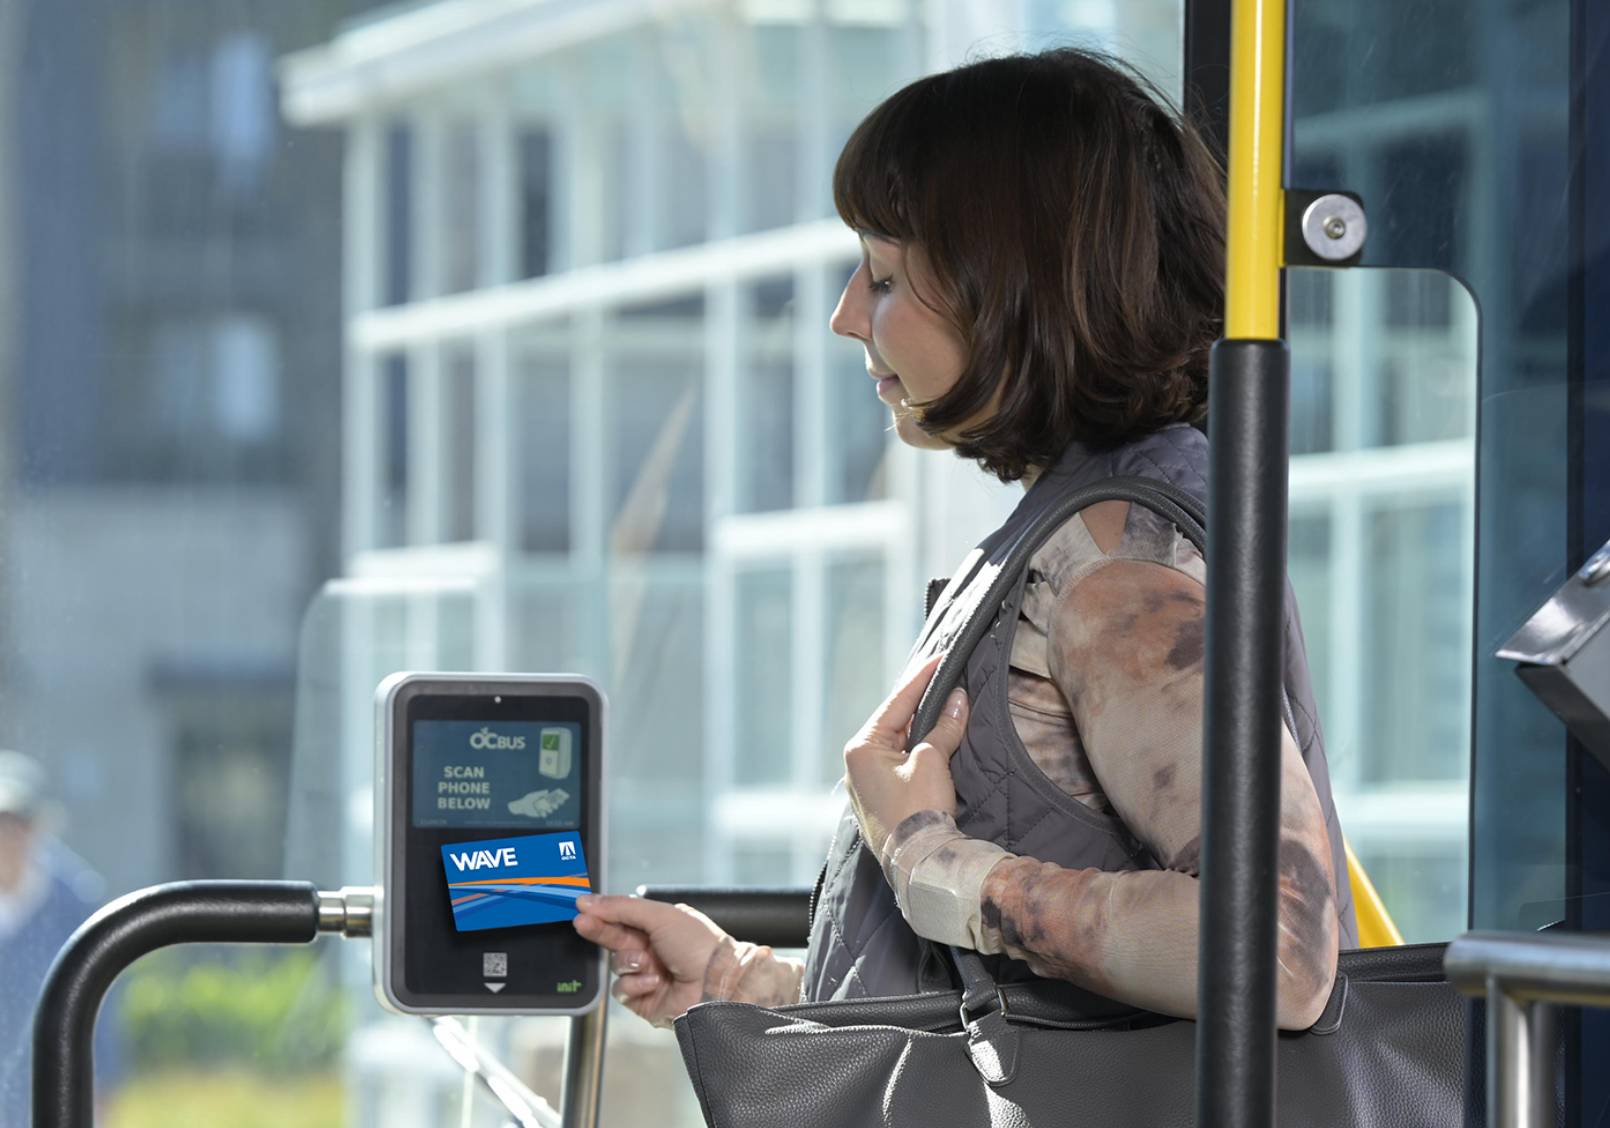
[119,948,348,1074]
[106,1069,344,1128]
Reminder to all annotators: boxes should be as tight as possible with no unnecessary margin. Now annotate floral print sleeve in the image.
[878,504,1342,1028]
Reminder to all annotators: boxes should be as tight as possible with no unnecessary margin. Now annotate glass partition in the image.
[1286,267,1477,943]
[1291,0,1577,937]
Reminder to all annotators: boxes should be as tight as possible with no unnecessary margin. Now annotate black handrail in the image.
[32,880,321,1128]
[637,885,812,949]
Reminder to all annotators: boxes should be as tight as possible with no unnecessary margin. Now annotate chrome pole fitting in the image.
[317,886,376,938]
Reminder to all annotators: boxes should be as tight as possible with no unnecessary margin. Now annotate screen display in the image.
[410,719,583,830]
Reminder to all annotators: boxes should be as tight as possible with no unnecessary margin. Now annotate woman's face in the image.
[829,234,969,450]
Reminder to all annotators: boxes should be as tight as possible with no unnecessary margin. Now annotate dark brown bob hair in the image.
[834,47,1226,482]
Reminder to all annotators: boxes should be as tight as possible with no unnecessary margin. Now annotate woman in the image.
[573,46,1356,1032]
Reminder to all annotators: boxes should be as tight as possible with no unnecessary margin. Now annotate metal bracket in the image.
[1497,532,1610,773]
[1284,189,1368,267]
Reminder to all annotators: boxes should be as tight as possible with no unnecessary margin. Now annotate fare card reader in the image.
[375,673,606,1015]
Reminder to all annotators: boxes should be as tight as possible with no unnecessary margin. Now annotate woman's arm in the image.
[701,938,806,1008]
[573,894,805,1026]
[883,557,1340,1029]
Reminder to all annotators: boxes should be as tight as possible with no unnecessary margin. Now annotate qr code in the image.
[483,952,508,979]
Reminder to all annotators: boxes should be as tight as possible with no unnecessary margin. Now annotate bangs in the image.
[831,82,930,243]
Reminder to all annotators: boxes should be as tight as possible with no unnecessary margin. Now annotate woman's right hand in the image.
[571,894,728,1027]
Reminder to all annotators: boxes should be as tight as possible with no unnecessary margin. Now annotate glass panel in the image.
[1352,840,1465,946]
[508,585,583,674]
[605,570,707,890]
[1291,0,1574,934]
[1286,267,1477,942]
[629,26,710,253]
[739,25,800,233]
[734,842,794,884]
[737,277,796,513]
[1286,512,1331,725]
[514,330,571,554]
[1360,501,1469,784]
[608,300,706,554]
[444,344,478,543]
[380,354,410,549]
[383,122,412,306]
[517,127,553,279]
[734,567,794,787]
[441,119,480,294]
[821,554,886,785]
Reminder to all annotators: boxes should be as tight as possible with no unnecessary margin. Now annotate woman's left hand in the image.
[843,652,971,860]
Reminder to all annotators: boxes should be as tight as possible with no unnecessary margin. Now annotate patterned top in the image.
[716,498,1343,1027]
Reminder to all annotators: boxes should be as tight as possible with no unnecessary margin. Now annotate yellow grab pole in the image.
[1224,0,1286,338]
[1346,839,1406,948]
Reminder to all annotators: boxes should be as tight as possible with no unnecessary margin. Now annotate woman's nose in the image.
[829,264,869,342]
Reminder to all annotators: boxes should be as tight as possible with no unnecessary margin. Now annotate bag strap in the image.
[904,474,1208,756]
[899,475,1300,1009]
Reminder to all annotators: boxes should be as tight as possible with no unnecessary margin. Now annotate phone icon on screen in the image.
[538,727,572,779]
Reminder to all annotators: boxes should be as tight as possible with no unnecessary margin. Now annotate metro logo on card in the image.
[440,830,591,932]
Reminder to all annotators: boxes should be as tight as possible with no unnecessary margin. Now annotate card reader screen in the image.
[410,720,583,830]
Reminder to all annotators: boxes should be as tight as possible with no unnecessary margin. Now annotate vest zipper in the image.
[806,828,856,933]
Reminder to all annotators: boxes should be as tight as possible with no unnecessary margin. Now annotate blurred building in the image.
[0,0,387,896]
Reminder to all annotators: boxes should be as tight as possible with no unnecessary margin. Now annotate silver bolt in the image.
[1301,194,1367,261]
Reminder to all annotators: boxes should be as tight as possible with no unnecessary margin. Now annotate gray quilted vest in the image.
[802,423,1359,1002]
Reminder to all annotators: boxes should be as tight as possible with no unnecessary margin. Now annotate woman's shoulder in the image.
[1016,499,1204,682]
[1026,495,1205,594]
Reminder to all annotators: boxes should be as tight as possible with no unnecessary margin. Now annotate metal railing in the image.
[31,880,810,1127]
[1445,930,1610,1128]
[31,881,614,1128]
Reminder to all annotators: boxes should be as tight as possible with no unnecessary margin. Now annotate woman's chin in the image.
[892,411,951,451]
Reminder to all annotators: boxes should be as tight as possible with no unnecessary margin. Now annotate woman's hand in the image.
[572,895,727,1027]
[843,652,971,860]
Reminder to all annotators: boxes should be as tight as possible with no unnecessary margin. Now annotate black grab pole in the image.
[32,880,322,1128]
[1198,339,1291,1126]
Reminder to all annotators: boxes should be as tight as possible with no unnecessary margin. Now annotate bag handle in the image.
[899,475,1301,1020]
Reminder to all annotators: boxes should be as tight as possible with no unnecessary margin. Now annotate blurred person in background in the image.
[0,749,118,1118]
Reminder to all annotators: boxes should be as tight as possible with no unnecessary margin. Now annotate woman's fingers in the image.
[573,911,650,954]
[611,970,665,1000]
[574,893,680,934]
[907,687,970,761]
[608,946,660,971]
[864,652,944,747]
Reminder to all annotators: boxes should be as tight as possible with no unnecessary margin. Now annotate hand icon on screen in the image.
[508,788,570,819]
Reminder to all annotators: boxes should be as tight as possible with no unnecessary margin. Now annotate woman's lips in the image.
[875,375,903,403]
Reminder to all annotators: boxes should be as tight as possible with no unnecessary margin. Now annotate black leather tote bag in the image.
[673,477,1472,1127]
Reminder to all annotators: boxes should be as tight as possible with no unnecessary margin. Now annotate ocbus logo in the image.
[470,727,527,751]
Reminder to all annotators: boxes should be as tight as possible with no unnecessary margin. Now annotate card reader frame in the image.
[375,671,606,1016]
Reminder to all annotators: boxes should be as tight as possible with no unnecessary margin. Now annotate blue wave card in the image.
[440,830,591,932]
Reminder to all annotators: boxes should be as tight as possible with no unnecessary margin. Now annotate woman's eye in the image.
[868,275,893,294]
